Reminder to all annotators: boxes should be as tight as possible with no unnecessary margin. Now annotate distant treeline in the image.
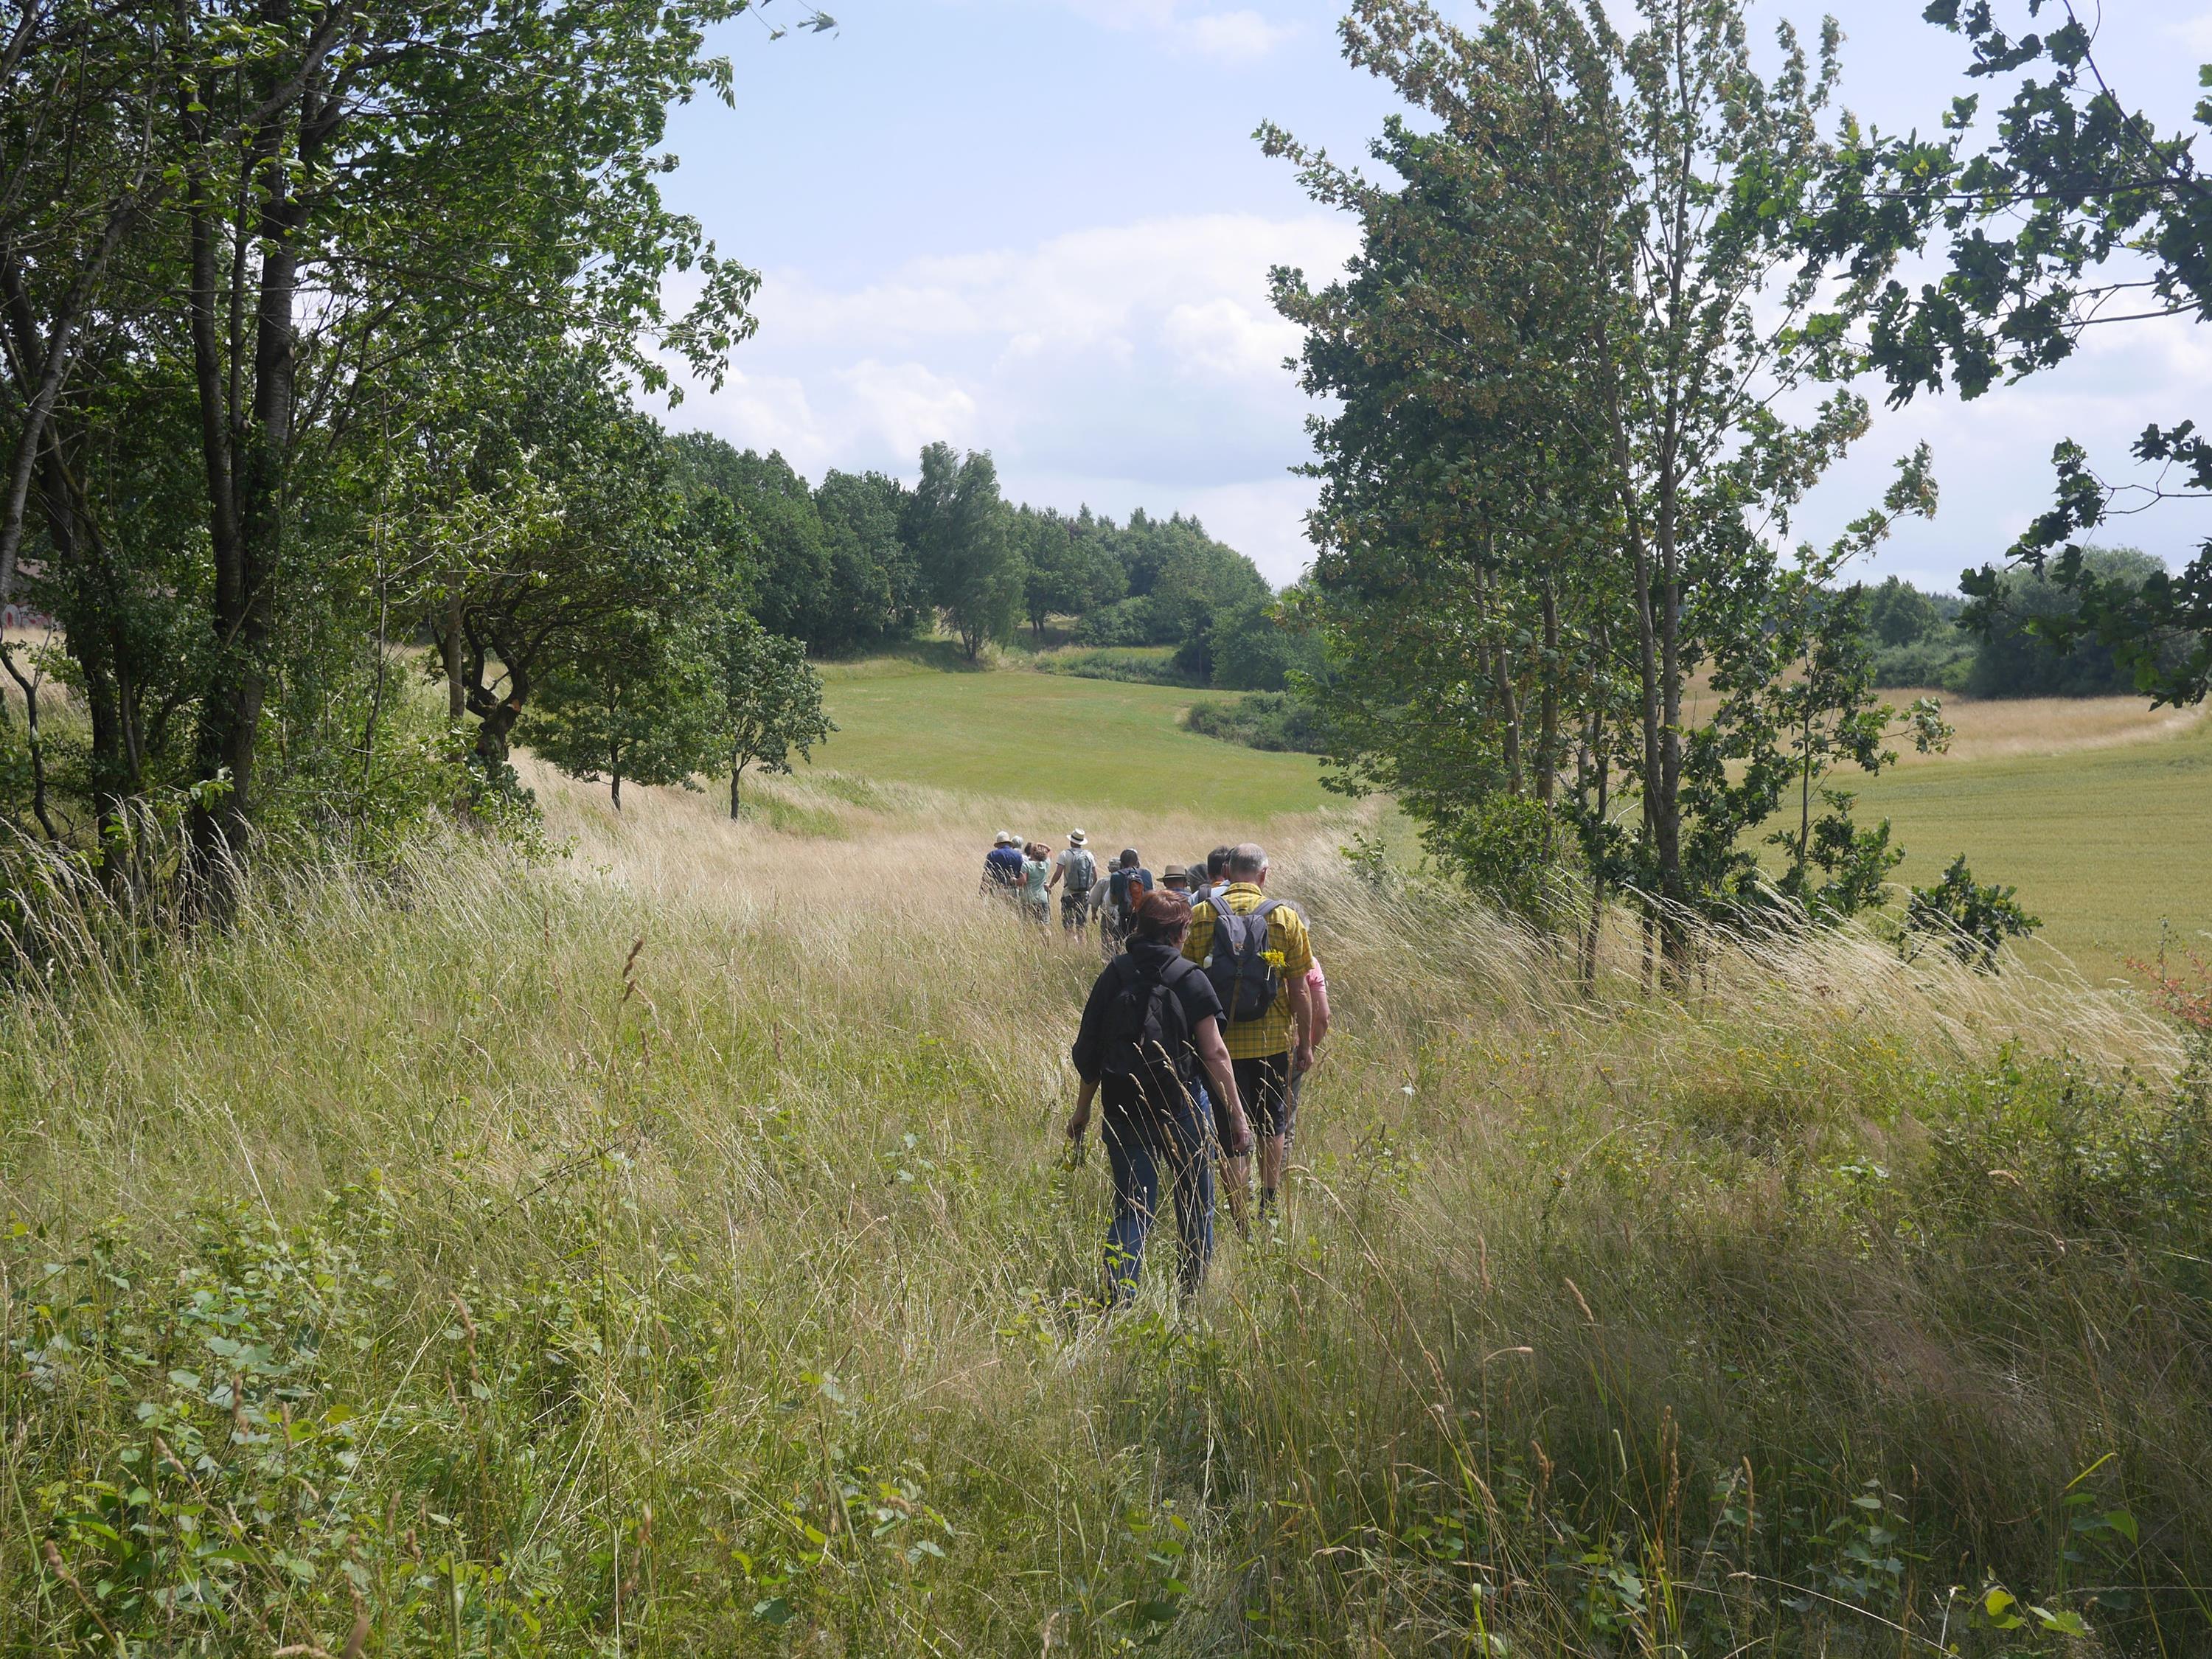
[1862,548,2181,698]
[674,434,1321,695]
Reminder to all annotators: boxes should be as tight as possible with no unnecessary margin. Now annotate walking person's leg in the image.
[1101,1112,1161,1304]
[1164,1097,1214,1298]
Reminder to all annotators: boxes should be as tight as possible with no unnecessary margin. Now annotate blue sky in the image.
[660,1,2212,591]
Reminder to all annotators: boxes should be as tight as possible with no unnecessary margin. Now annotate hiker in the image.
[1099,848,1153,955]
[981,830,1025,900]
[1020,841,1053,928]
[1197,845,1233,906]
[1068,890,1253,1302]
[1046,830,1099,941]
[1184,842,1315,1230]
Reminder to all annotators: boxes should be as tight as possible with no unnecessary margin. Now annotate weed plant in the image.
[1,768,2207,1655]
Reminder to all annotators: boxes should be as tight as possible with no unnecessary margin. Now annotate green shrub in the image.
[1183,689,1327,753]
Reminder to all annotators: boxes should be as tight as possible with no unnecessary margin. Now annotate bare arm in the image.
[1195,1020,1251,1155]
[1309,976,1331,1051]
[1065,1075,1098,1142]
[1287,973,1315,1073]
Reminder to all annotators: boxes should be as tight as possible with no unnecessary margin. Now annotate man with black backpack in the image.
[1098,848,1153,956]
[1183,843,1314,1229]
[1067,891,1252,1304]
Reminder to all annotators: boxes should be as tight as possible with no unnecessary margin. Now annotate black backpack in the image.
[1204,897,1284,1023]
[1109,866,1152,920]
[1101,956,1199,1091]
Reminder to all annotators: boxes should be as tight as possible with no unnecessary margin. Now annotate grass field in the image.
[819,661,2212,975]
[817,655,1328,821]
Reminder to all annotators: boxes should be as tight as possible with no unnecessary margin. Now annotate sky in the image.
[658,0,2212,591]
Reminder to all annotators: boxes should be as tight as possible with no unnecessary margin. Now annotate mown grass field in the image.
[817,655,1328,821]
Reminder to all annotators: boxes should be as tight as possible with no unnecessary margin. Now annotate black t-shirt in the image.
[1071,937,1224,1085]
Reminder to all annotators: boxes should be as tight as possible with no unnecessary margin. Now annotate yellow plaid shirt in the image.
[1183,883,1313,1060]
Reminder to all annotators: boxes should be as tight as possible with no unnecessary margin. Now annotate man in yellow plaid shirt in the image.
[1183,842,1314,1227]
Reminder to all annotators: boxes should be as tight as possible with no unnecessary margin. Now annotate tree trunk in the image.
[441,592,466,722]
[728,755,744,819]
[610,771,623,811]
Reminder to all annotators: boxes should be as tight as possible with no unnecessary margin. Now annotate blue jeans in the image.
[1101,1079,1214,1301]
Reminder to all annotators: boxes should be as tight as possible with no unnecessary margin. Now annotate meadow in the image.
[3,732,2209,1655]
[832,662,2212,974]
[818,653,1328,820]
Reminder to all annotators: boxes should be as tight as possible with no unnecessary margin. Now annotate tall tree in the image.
[908,442,1020,659]
[1267,0,1934,973]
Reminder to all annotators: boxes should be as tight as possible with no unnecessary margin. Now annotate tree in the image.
[428,356,708,776]
[816,467,923,647]
[1018,507,1124,639]
[1865,576,1944,649]
[1265,0,1933,975]
[0,0,770,884]
[709,613,834,816]
[1966,546,2180,698]
[908,442,1020,659]
[1806,0,2212,706]
[517,621,717,811]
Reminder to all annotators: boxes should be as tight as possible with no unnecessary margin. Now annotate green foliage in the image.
[1184,690,1327,754]
[708,615,835,815]
[1267,0,1934,965]
[1967,546,2185,699]
[908,443,1022,661]
[516,623,718,812]
[1032,647,1197,687]
[1203,592,1326,692]
[1016,507,1124,640]
[1906,855,2044,973]
[1806,5,2212,705]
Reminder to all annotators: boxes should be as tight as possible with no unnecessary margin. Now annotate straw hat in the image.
[1068,829,1088,845]
[993,830,1015,846]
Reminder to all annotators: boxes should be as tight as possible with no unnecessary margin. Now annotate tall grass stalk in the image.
[2,764,2206,1655]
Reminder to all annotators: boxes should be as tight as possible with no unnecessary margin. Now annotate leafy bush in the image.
[1184,690,1327,753]
[1871,635,1975,689]
[1032,648,1198,686]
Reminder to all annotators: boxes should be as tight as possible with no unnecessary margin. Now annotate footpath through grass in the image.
[2,770,2209,1655]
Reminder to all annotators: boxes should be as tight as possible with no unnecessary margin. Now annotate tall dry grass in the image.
[1,765,2207,1655]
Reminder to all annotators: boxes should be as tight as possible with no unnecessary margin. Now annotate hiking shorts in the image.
[1062,891,1091,927]
[1232,1054,1293,1143]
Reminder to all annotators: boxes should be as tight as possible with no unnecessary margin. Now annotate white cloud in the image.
[1182,9,1296,62]
[2165,12,2212,56]
[672,212,1354,583]
[1059,0,1296,61]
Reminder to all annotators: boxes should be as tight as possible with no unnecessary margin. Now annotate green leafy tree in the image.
[1806,0,2212,705]
[1018,507,1124,639]
[1966,546,2183,699]
[908,442,1020,659]
[1266,0,1933,976]
[517,622,717,811]
[815,468,923,647]
[709,614,835,816]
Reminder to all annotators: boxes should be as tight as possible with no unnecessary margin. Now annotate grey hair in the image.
[1228,842,1267,878]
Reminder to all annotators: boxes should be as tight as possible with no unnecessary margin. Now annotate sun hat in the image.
[993,830,1015,846]
[1068,829,1088,845]
[1162,864,1188,883]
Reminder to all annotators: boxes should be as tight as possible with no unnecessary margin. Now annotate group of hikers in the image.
[981,830,1332,1304]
